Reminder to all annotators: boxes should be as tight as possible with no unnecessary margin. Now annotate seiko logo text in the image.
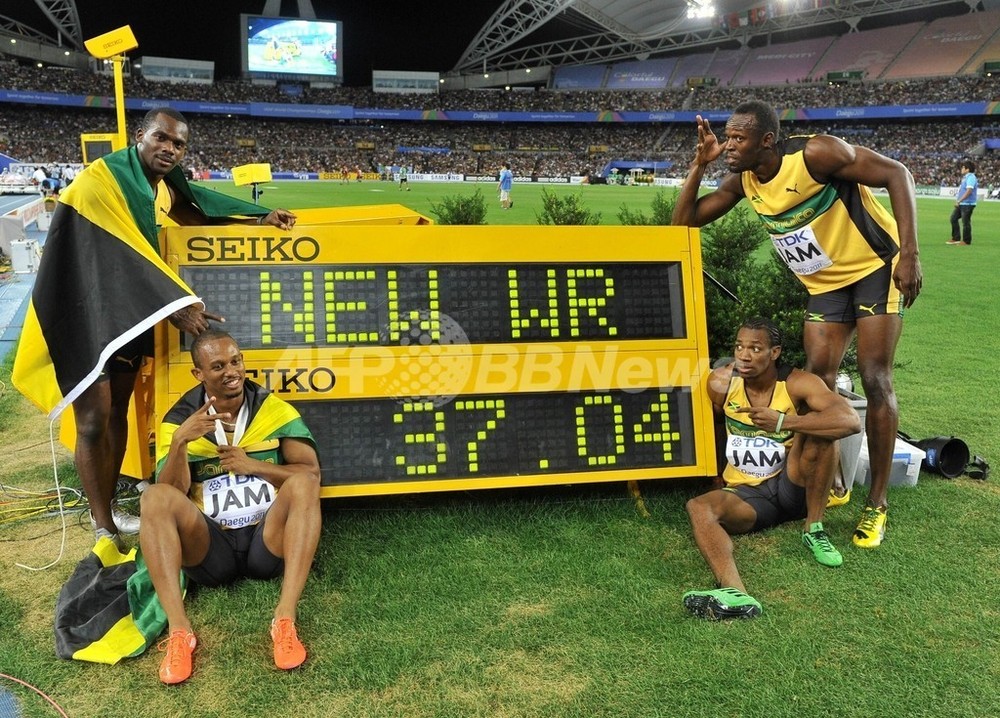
[246,367,337,393]
[186,236,321,263]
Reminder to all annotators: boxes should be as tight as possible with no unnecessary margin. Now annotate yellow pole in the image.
[112,55,127,149]
[84,26,137,149]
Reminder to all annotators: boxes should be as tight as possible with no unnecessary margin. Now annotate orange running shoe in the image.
[158,630,197,685]
[271,618,306,670]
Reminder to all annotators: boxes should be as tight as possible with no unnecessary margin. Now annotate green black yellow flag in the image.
[156,378,315,474]
[54,536,185,665]
[12,146,269,419]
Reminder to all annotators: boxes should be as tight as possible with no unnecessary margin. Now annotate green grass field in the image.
[207,178,674,225]
[1,184,998,718]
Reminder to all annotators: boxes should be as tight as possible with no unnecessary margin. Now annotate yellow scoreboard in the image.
[80,133,124,165]
[156,224,717,498]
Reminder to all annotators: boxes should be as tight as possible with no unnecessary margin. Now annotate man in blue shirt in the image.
[498,163,514,209]
[947,160,978,246]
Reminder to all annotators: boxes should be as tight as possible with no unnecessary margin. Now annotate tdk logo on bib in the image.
[726,434,786,479]
[772,226,833,276]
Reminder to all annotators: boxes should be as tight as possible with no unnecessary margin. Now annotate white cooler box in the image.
[851,435,925,489]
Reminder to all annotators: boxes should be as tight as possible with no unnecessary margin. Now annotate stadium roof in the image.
[451,0,975,76]
[0,0,984,82]
[0,0,82,50]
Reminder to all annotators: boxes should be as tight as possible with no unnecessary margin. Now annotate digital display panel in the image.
[83,140,113,163]
[157,224,718,497]
[241,14,342,81]
[180,262,686,349]
[292,388,694,483]
[80,133,123,166]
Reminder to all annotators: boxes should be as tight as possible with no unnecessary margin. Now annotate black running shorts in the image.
[100,328,154,376]
[723,466,806,532]
[183,515,283,587]
[805,262,904,323]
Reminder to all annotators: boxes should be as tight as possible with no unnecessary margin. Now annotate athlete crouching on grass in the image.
[140,330,321,684]
[683,318,860,620]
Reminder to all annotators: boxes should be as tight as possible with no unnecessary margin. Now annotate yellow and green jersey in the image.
[722,365,797,487]
[741,136,900,295]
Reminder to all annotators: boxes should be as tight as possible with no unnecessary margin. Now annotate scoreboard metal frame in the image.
[156,224,717,498]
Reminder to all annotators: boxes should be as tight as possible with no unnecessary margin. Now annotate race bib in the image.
[771,225,833,276]
[726,434,786,480]
[200,474,275,529]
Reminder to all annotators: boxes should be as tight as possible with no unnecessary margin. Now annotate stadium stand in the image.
[606,59,678,90]
[731,37,835,86]
[552,64,608,91]
[5,102,1000,187]
[668,51,715,87]
[965,23,1000,77]
[703,49,749,87]
[809,23,924,82]
[882,10,1000,79]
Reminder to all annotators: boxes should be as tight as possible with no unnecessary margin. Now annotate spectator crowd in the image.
[2,56,999,186]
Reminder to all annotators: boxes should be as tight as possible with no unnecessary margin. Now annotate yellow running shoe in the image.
[827,489,851,508]
[852,505,887,548]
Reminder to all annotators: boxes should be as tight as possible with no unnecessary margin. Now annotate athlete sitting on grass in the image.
[683,318,861,620]
[141,330,321,684]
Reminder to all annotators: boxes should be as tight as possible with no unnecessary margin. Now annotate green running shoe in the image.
[682,587,762,620]
[802,522,843,567]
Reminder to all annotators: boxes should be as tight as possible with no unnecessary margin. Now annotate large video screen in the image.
[241,14,343,81]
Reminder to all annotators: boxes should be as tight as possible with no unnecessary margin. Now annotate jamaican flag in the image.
[54,535,186,664]
[156,378,314,476]
[12,145,270,419]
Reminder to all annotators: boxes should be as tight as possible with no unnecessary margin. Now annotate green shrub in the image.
[429,188,488,225]
[617,204,651,225]
[618,189,677,225]
[648,190,676,225]
[535,188,602,225]
[698,205,800,364]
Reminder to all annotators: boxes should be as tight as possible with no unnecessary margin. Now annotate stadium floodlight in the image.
[84,26,138,151]
[686,1,715,19]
